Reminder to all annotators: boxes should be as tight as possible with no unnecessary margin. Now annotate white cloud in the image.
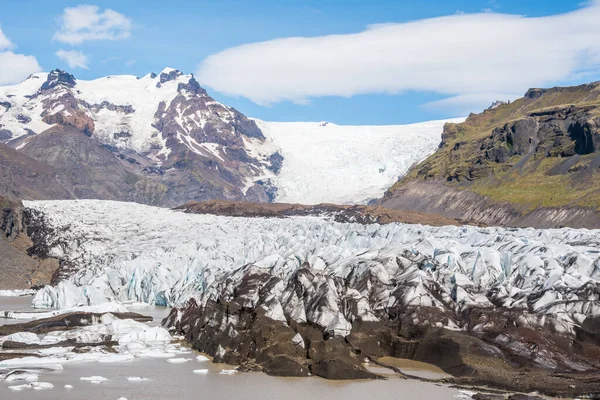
[0,26,14,50]
[56,49,89,69]
[0,52,43,85]
[423,93,520,116]
[0,26,42,85]
[53,5,132,45]
[196,1,600,113]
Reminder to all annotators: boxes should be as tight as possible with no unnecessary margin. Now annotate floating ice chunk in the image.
[8,382,54,391]
[97,354,135,363]
[196,355,210,362]
[0,331,41,345]
[193,369,208,374]
[119,326,171,344]
[32,382,54,390]
[5,372,39,382]
[8,384,29,391]
[454,390,476,399]
[127,376,149,381]
[220,369,237,375]
[167,358,192,363]
[80,376,109,384]
[137,350,177,358]
[32,281,84,309]
[64,384,73,389]
[0,356,70,367]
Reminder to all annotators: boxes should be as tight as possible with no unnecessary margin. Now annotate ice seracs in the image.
[23,199,600,344]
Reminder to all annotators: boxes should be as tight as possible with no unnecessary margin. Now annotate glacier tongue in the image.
[24,199,600,339]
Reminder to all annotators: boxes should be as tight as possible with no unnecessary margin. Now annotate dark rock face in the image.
[0,129,12,140]
[162,297,380,380]
[40,69,76,91]
[481,106,599,162]
[0,196,23,240]
[177,76,207,95]
[0,197,60,290]
[161,249,600,394]
[159,69,183,84]
[15,114,31,124]
[266,152,284,174]
[569,119,600,154]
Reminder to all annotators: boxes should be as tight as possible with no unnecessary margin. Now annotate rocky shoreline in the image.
[163,290,600,399]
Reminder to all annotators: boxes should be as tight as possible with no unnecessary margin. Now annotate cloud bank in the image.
[53,5,132,45]
[0,26,42,85]
[56,49,89,69]
[196,2,600,113]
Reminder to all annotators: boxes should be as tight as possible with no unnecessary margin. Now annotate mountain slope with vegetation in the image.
[381,82,600,228]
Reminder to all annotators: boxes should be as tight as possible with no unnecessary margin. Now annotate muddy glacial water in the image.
[0,296,466,400]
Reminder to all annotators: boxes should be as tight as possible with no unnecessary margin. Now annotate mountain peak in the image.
[159,68,183,84]
[40,69,76,91]
[160,67,178,75]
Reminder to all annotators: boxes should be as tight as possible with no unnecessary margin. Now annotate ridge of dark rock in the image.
[40,69,76,91]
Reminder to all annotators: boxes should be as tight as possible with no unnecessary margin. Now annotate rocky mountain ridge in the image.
[0,68,280,205]
[382,82,600,228]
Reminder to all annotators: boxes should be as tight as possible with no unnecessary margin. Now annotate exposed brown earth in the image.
[0,143,73,201]
[0,196,59,289]
[177,199,467,226]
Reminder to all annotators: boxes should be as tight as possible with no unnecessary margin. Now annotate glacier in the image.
[254,119,465,204]
[23,199,600,340]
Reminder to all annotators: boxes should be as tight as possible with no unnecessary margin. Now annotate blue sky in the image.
[0,0,597,124]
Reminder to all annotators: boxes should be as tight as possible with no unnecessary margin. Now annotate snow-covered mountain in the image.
[0,69,276,204]
[0,68,459,205]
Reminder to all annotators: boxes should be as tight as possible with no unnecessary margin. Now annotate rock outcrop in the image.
[382,82,600,228]
[0,197,58,289]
